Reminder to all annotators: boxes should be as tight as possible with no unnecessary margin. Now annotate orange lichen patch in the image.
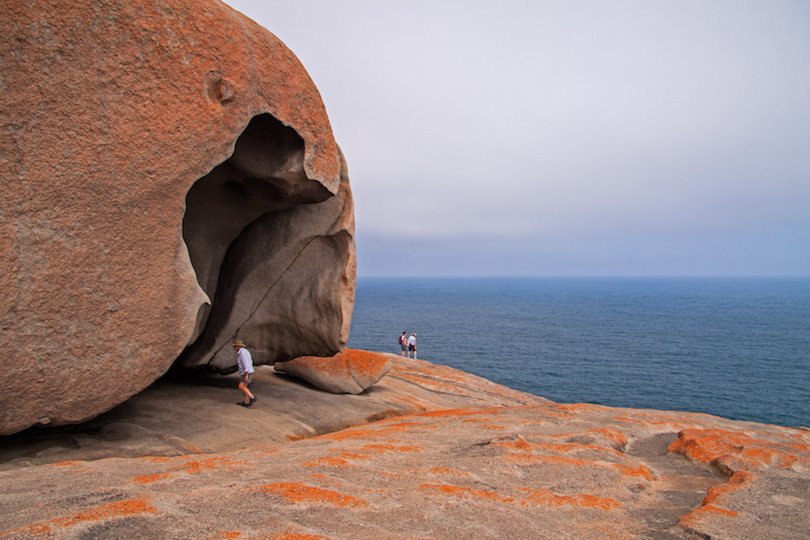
[220,532,242,539]
[305,444,422,468]
[265,534,330,540]
[1,498,158,537]
[132,472,173,484]
[56,498,157,527]
[393,394,430,410]
[416,408,499,419]
[482,424,506,430]
[420,484,514,504]
[430,466,471,477]
[177,442,205,454]
[51,460,82,467]
[680,504,738,527]
[0,523,53,537]
[179,456,245,474]
[613,464,654,481]
[303,451,370,468]
[668,429,806,471]
[589,428,629,449]
[506,454,654,480]
[520,488,622,511]
[494,439,623,458]
[260,483,368,508]
[703,471,753,505]
[310,473,328,480]
[317,423,417,442]
[341,348,391,375]
[361,443,422,453]
[130,455,244,484]
[144,456,174,463]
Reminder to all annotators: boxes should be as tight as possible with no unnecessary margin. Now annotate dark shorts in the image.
[239,372,253,386]
[408,344,415,352]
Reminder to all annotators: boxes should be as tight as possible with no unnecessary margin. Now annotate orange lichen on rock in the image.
[131,455,244,484]
[303,451,370,468]
[51,460,82,467]
[145,456,174,463]
[494,439,623,458]
[613,464,654,481]
[520,488,622,511]
[260,483,368,508]
[317,422,419,442]
[505,452,653,480]
[417,408,500,419]
[1,498,158,537]
[181,456,242,474]
[430,466,471,477]
[589,427,629,450]
[132,472,173,484]
[668,428,806,471]
[361,443,422,454]
[304,443,422,468]
[680,504,738,527]
[58,498,157,526]
[275,350,392,395]
[702,471,753,505]
[420,484,514,504]
[220,532,242,539]
[265,534,330,540]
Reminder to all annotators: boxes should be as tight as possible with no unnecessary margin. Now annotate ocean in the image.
[348,277,810,428]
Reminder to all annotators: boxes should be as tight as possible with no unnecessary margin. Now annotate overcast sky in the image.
[225,0,810,276]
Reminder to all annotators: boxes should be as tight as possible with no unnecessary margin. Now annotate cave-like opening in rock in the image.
[177,113,345,373]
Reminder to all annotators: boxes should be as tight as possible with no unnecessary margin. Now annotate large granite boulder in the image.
[0,0,355,435]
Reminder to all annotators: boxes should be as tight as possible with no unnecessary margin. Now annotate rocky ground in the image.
[1,352,808,539]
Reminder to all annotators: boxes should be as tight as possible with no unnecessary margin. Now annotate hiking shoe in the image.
[237,401,251,407]
[250,396,256,405]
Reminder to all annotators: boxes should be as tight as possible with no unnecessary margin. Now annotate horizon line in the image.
[356,274,810,279]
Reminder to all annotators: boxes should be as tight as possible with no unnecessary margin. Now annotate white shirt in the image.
[407,335,416,346]
[236,347,254,375]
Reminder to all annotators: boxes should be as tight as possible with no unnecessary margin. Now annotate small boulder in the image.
[274,349,393,394]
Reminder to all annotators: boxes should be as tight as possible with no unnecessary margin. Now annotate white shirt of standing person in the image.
[236,347,254,375]
[407,335,416,347]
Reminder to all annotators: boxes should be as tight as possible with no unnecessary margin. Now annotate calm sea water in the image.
[348,277,810,428]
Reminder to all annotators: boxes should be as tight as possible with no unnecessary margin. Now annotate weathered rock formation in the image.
[1,353,807,539]
[0,0,355,435]
[274,349,393,394]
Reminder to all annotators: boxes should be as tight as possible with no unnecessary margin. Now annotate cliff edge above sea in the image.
[2,351,808,539]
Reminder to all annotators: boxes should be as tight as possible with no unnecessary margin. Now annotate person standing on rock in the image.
[399,331,408,356]
[407,333,417,359]
[233,339,256,407]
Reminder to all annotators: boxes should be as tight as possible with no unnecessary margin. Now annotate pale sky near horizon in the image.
[225,0,810,277]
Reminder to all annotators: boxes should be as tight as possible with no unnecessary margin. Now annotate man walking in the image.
[407,332,417,359]
[233,339,256,407]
